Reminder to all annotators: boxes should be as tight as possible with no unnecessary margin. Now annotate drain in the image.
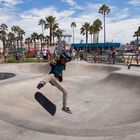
[0,72,16,80]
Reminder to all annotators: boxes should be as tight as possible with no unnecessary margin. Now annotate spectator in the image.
[36,50,41,62]
[112,49,116,64]
[42,49,47,62]
[4,50,8,63]
[15,52,20,63]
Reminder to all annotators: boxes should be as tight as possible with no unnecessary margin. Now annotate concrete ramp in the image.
[0,61,140,140]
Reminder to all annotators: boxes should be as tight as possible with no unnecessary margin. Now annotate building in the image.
[72,43,121,50]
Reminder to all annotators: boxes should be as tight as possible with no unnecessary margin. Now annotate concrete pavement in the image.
[0,61,140,140]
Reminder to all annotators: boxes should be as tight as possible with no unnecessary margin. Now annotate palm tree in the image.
[80,22,90,45]
[44,35,50,45]
[31,32,38,53]
[71,22,76,44]
[0,23,8,52]
[80,22,90,59]
[25,37,32,55]
[38,19,46,36]
[18,29,25,52]
[133,26,140,49]
[99,4,110,43]
[89,24,95,43]
[93,19,102,43]
[11,25,21,51]
[7,32,16,53]
[38,34,45,51]
[45,16,58,47]
[54,28,63,41]
[52,23,59,45]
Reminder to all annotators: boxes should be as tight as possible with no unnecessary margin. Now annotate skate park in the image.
[0,61,140,140]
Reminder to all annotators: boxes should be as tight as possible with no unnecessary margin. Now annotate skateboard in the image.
[128,64,140,69]
[34,92,56,116]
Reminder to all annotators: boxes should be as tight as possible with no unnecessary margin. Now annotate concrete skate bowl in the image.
[0,61,140,139]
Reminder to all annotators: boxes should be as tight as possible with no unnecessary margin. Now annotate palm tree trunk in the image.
[86,31,88,60]
[42,25,44,36]
[91,34,92,43]
[104,13,106,44]
[137,36,139,49]
[40,40,43,51]
[50,27,52,47]
[2,39,6,53]
[34,41,36,53]
[73,27,74,44]
[28,43,30,55]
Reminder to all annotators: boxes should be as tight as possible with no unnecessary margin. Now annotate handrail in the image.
[128,64,140,69]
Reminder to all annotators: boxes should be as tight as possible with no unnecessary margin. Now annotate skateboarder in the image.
[37,51,72,114]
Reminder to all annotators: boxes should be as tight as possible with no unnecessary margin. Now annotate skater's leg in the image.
[37,74,54,89]
[49,77,68,108]
[37,74,71,113]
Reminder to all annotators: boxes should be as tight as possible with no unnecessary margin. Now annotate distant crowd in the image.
[1,46,140,65]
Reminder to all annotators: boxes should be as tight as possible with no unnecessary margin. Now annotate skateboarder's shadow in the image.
[34,92,56,116]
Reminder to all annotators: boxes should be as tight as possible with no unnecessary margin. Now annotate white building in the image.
[93,32,99,43]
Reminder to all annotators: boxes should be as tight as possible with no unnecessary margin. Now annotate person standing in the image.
[36,50,41,62]
[42,49,47,62]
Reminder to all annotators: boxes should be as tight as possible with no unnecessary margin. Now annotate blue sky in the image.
[0,0,140,44]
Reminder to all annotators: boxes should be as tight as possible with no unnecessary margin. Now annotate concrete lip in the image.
[0,61,140,139]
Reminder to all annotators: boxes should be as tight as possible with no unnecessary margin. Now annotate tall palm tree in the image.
[133,26,140,49]
[52,23,59,45]
[38,19,46,36]
[54,28,63,41]
[80,22,90,59]
[93,19,102,43]
[38,34,45,51]
[80,22,90,45]
[11,25,21,51]
[7,32,16,53]
[0,23,8,52]
[45,16,58,47]
[89,24,94,43]
[25,37,32,55]
[99,4,110,43]
[18,29,25,52]
[71,22,76,44]
[31,32,38,53]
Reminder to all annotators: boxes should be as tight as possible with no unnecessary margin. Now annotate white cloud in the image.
[106,18,140,43]
[21,6,75,20]
[0,2,139,44]
[128,0,140,6]
[0,0,23,7]
[61,0,76,7]
[61,0,82,9]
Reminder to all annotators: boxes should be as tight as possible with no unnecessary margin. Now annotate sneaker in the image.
[37,81,46,89]
[62,107,72,114]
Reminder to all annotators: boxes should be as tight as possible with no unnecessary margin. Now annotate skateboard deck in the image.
[34,92,56,116]
[128,64,140,69]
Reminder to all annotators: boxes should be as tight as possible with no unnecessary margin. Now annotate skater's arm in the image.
[50,60,57,66]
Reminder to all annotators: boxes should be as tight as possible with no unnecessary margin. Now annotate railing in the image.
[87,53,140,67]
[128,64,140,69]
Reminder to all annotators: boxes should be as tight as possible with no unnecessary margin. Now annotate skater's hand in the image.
[37,82,45,89]
[58,75,63,82]
[50,60,57,65]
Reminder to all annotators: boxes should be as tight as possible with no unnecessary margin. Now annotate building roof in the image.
[72,43,121,48]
